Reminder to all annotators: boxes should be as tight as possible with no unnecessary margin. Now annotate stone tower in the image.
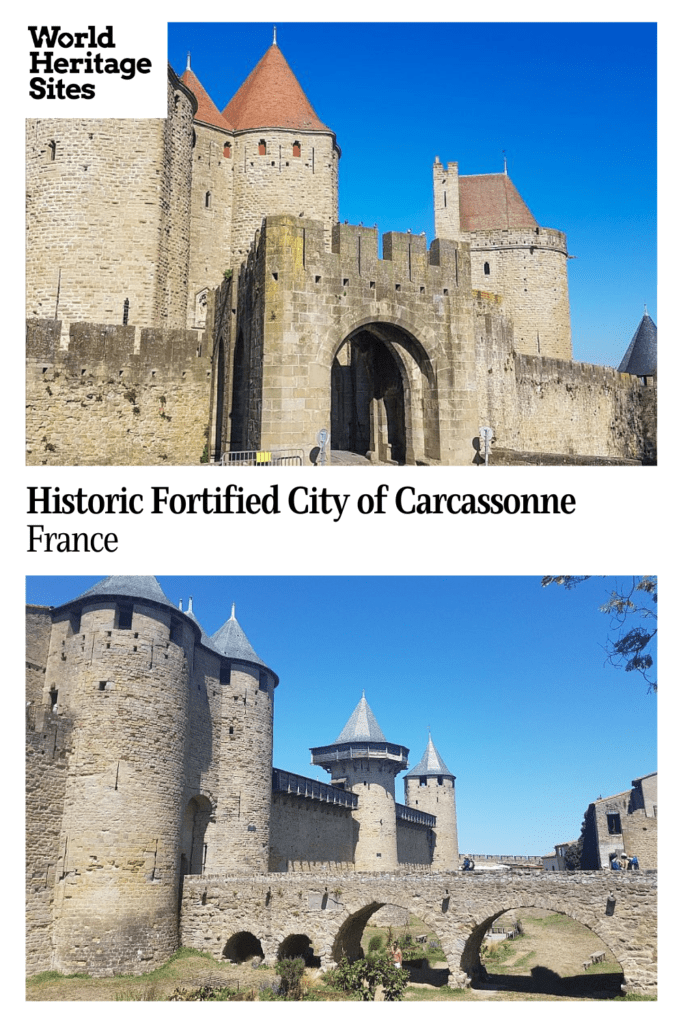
[310,694,408,871]
[180,60,236,329]
[209,604,278,874]
[434,158,572,360]
[26,68,196,332]
[221,37,340,262]
[404,735,459,870]
[41,576,199,975]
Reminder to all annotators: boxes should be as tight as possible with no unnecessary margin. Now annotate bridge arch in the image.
[278,932,320,965]
[222,931,264,963]
[461,900,625,989]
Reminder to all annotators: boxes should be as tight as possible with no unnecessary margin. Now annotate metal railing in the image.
[221,449,304,467]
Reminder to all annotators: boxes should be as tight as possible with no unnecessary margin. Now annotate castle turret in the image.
[404,734,459,870]
[311,694,408,871]
[618,308,657,381]
[43,576,199,975]
[434,162,572,360]
[26,68,196,332]
[181,59,236,328]
[209,604,278,874]
[222,37,340,261]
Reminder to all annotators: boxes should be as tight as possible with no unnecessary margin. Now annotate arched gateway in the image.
[331,322,439,465]
[180,871,657,996]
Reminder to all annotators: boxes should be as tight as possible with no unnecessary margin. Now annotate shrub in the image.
[275,957,306,1000]
[329,951,409,1001]
[367,935,384,952]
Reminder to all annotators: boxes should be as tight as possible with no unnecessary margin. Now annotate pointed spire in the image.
[178,598,183,611]
[186,52,191,71]
[230,602,236,620]
[405,735,455,778]
[273,25,277,46]
[212,610,267,667]
[335,694,386,743]
[618,309,657,376]
[222,42,330,132]
[181,65,235,131]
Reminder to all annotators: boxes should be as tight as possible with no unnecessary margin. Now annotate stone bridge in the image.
[180,870,657,996]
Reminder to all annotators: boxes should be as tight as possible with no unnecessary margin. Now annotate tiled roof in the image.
[223,42,330,132]
[335,695,386,743]
[618,312,657,376]
[69,576,177,610]
[459,174,537,231]
[405,736,454,778]
[181,65,234,131]
[211,607,278,683]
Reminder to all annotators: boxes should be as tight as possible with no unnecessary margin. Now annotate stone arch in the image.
[460,900,625,987]
[278,933,320,966]
[180,794,213,877]
[330,318,440,464]
[331,899,450,970]
[222,931,264,963]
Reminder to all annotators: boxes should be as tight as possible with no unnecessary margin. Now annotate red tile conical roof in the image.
[181,65,234,131]
[223,43,330,132]
[459,174,537,231]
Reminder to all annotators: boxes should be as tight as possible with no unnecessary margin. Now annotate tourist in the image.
[391,942,403,969]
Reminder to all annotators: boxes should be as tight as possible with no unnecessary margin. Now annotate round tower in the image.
[26,68,196,331]
[222,37,340,262]
[180,59,236,327]
[208,604,278,874]
[43,576,199,975]
[311,694,408,871]
[404,735,459,870]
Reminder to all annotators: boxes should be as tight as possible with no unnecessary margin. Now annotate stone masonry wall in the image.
[269,793,355,872]
[26,705,73,976]
[230,130,339,263]
[469,228,571,360]
[26,73,195,332]
[46,600,191,975]
[622,810,657,871]
[187,122,235,327]
[26,320,212,465]
[396,819,433,865]
[474,301,647,461]
[180,870,657,995]
[26,606,54,704]
[243,215,479,463]
[211,664,275,875]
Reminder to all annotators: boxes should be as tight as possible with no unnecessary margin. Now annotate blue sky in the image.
[168,21,656,368]
[27,575,657,857]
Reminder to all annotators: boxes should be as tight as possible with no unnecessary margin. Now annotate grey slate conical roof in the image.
[66,575,178,611]
[618,311,657,376]
[405,735,455,778]
[211,606,278,683]
[335,694,386,743]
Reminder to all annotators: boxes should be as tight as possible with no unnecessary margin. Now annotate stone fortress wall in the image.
[25,44,656,466]
[26,580,458,978]
[26,579,657,994]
